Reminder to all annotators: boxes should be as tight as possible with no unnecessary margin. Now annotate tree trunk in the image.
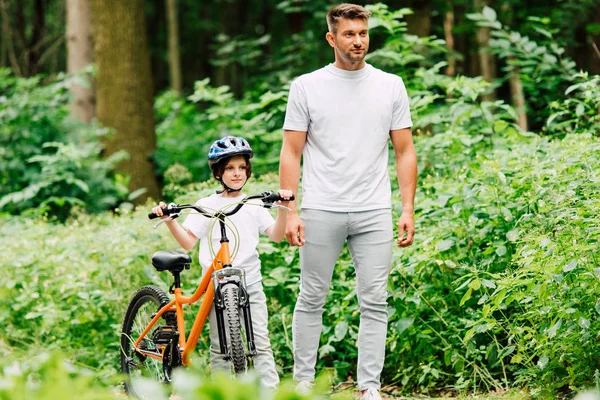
[0,0,20,74]
[508,56,528,131]
[501,2,527,131]
[166,0,182,93]
[91,0,161,202]
[444,1,456,77]
[591,7,600,75]
[66,0,95,123]
[405,0,432,37]
[474,0,496,101]
[215,0,242,96]
[27,0,45,75]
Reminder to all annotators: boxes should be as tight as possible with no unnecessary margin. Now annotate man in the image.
[279,3,417,400]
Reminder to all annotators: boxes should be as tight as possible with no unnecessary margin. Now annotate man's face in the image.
[327,18,370,65]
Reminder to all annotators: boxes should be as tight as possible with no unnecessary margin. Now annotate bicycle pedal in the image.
[152,326,177,345]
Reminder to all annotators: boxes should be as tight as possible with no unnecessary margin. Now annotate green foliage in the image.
[3,3,600,397]
[0,353,117,400]
[387,129,600,393]
[0,353,340,400]
[0,68,128,220]
[468,7,581,131]
[154,79,288,182]
[547,73,600,137]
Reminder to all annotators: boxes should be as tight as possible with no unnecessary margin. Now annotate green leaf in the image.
[563,259,578,272]
[506,229,519,242]
[481,279,496,289]
[493,120,508,133]
[464,327,476,342]
[578,318,590,329]
[482,6,497,21]
[495,245,507,257]
[396,318,414,335]
[468,279,481,291]
[498,345,515,359]
[333,321,349,342]
[319,344,336,357]
[436,239,454,251]
[547,319,562,338]
[460,288,473,306]
[537,354,549,369]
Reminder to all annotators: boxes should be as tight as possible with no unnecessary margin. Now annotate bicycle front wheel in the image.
[120,286,178,395]
[222,283,248,374]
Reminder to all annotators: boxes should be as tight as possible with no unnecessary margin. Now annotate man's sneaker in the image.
[295,380,314,395]
[359,387,383,400]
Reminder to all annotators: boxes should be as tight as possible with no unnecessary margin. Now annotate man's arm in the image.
[279,130,307,246]
[390,128,417,247]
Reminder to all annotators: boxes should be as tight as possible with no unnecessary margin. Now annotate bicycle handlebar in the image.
[147,191,295,220]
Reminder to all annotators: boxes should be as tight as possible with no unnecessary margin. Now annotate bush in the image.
[0,69,128,220]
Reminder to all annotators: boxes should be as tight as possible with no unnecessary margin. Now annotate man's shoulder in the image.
[293,65,330,85]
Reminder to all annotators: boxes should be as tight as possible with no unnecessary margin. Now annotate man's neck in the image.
[333,59,366,71]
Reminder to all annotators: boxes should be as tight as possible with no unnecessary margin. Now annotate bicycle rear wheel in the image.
[120,286,178,395]
[222,283,248,374]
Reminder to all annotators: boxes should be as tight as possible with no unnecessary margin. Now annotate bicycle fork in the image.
[212,268,257,360]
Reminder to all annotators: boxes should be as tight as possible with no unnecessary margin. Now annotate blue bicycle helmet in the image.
[207,136,254,166]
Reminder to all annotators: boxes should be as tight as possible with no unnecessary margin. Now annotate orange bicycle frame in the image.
[132,241,232,366]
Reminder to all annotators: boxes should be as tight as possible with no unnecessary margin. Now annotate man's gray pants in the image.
[209,281,280,388]
[292,208,393,391]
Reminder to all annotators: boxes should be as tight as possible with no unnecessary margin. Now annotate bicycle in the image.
[119,190,293,396]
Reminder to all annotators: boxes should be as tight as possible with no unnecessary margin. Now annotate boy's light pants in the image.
[209,281,280,388]
[292,209,393,391]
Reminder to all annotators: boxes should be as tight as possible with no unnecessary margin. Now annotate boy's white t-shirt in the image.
[181,193,275,286]
[283,63,413,212]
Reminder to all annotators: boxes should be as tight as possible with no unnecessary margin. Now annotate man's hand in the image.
[397,212,415,247]
[285,213,305,247]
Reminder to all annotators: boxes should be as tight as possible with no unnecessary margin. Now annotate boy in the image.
[153,135,292,387]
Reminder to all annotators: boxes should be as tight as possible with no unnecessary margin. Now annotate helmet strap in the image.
[216,178,244,194]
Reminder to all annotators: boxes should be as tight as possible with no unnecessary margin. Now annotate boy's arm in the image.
[165,220,198,251]
[264,189,294,243]
[152,202,198,250]
[264,209,288,243]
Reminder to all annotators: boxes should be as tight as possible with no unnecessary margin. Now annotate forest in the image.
[0,0,599,399]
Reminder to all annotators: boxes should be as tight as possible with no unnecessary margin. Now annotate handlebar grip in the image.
[262,191,295,203]
[148,207,173,220]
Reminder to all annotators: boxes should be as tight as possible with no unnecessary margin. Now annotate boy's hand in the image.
[277,189,294,207]
[151,202,170,220]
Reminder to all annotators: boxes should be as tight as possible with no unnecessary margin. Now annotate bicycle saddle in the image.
[152,250,192,272]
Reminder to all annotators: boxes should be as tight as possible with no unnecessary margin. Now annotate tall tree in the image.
[0,0,22,74]
[474,0,497,101]
[66,0,95,123]
[501,1,527,131]
[444,0,457,77]
[166,0,182,93]
[404,0,432,37]
[90,0,161,202]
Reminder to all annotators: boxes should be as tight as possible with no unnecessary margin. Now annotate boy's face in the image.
[219,155,248,190]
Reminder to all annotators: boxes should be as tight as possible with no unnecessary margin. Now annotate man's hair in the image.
[326,3,371,34]
[210,154,252,181]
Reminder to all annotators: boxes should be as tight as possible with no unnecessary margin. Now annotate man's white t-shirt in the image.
[283,63,412,212]
[181,193,274,286]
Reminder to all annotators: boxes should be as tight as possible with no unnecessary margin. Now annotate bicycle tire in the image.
[222,283,247,374]
[120,285,178,396]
